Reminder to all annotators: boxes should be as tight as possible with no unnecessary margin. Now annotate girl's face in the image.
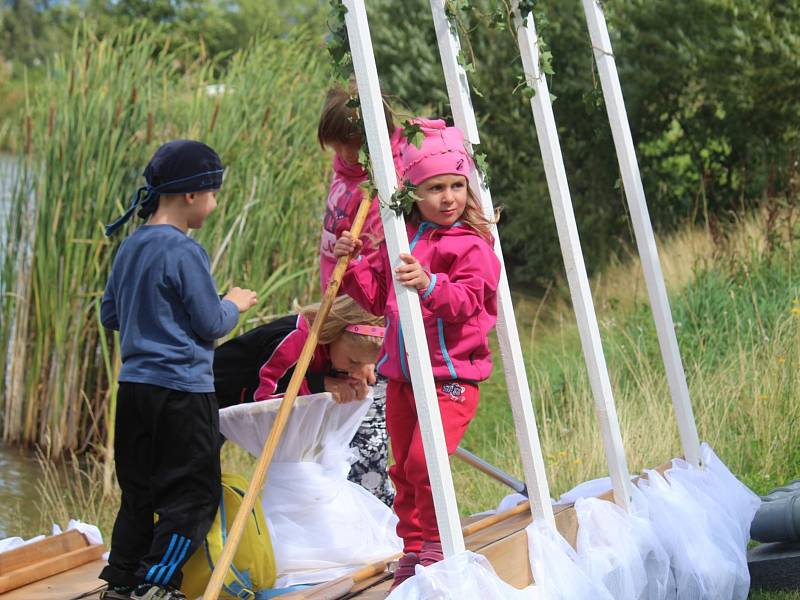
[329,140,361,166]
[415,174,468,227]
[328,337,380,377]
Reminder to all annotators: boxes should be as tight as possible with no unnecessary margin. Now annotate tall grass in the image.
[1,25,331,455]
[455,206,800,513]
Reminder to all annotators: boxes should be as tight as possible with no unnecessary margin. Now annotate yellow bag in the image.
[180,473,277,600]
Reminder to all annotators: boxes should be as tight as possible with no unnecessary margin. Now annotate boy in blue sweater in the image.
[99,140,257,600]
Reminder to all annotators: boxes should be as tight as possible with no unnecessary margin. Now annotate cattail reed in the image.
[1,25,330,457]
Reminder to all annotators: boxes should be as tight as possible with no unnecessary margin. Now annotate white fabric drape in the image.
[219,392,402,587]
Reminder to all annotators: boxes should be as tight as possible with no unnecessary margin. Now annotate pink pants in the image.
[386,380,479,553]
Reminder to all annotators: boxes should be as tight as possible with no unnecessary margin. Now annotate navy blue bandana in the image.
[105,140,224,237]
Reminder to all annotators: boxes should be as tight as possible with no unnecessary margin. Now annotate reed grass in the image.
[1,25,330,455]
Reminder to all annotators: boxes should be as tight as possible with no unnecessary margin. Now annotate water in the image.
[0,445,44,539]
[1,156,43,540]
[0,153,18,262]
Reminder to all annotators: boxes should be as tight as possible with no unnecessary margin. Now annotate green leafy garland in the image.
[443,0,555,104]
[326,4,431,216]
[387,180,420,216]
[326,1,378,201]
[327,1,531,207]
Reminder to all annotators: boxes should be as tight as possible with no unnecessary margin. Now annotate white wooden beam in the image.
[512,2,632,511]
[429,0,555,526]
[582,0,702,467]
[343,0,466,557]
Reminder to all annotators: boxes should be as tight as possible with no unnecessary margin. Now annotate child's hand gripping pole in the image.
[203,189,373,600]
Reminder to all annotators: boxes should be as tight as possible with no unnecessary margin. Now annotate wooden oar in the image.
[204,189,374,600]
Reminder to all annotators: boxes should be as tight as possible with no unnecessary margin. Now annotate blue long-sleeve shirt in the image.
[101,224,239,393]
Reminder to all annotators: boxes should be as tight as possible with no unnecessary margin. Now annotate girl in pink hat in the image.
[334,118,501,589]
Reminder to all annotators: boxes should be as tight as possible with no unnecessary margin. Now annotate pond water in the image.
[0,153,18,262]
[0,445,44,539]
[0,157,43,540]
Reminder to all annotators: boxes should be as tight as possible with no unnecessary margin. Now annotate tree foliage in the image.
[367,0,800,287]
[1,0,798,286]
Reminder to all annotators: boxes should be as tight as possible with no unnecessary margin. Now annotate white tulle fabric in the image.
[388,443,758,600]
[218,392,402,587]
[387,551,538,599]
[528,443,759,600]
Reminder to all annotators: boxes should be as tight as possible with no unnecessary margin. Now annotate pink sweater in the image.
[319,128,407,290]
[342,221,501,383]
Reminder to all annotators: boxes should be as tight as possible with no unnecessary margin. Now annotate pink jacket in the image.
[252,315,330,401]
[342,221,501,383]
[319,128,407,290]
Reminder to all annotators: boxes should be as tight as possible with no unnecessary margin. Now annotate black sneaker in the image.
[99,585,134,599]
[131,585,186,600]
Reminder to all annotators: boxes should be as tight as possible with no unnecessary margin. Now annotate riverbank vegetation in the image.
[1,5,799,598]
[1,26,330,454]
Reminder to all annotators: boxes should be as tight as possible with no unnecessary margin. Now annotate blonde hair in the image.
[299,295,384,352]
[409,182,500,244]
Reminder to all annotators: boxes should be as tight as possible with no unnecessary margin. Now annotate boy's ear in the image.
[184,192,196,204]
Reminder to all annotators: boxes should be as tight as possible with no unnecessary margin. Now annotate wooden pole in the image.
[511,1,633,511]
[203,190,374,600]
[428,0,555,527]
[581,0,702,467]
[344,0,467,558]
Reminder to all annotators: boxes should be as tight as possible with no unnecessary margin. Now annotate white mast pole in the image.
[582,0,702,467]
[429,0,555,526]
[343,0,466,557]
[512,2,632,511]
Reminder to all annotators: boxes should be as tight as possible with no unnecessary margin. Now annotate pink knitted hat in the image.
[401,118,473,186]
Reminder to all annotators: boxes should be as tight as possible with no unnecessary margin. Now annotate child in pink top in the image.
[334,119,501,589]
[314,84,407,506]
[317,84,406,291]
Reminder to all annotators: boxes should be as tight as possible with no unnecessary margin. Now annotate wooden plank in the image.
[342,572,392,598]
[581,0,702,468]
[0,531,87,575]
[511,0,633,512]
[428,0,556,527]
[0,559,106,600]
[0,544,106,594]
[478,529,532,589]
[345,585,389,600]
[343,0,465,558]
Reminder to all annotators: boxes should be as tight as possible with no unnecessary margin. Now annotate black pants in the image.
[99,383,221,589]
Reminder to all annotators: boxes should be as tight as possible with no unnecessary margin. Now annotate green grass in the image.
[749,592,800,600]
[454,208,799,516]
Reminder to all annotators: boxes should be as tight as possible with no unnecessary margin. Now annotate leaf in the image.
[384,180,419,216]
[401,120,425,149]
[474,152,491,188]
